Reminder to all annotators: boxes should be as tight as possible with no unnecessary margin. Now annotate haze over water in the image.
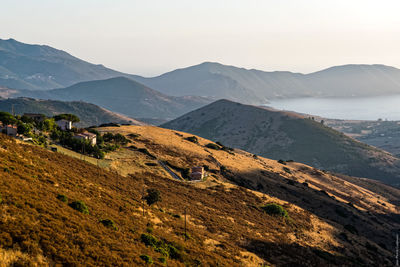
[268,95,400,121]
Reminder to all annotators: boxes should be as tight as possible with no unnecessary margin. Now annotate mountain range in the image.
[162,99,400,186]
[0,38,133,90]
[133,62,400,104]
[3,38,400,105]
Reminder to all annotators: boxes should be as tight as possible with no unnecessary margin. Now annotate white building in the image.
[73,132,97,146]
[55,119,72,131]
[0,123,18,137]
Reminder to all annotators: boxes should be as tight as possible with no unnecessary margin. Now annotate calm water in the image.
[267,95,400,121]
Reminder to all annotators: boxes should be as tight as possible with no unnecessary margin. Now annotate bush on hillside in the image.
[127,133,140,139]
[262,203,288,218]
[140,233,185,260]
[185,136,198,144]
[53,114,80,123]
[100,219,118,230]
[205,143,220,150]
[56,194,68,203]
[278,159,286,165]
[140,255,153,264]
[283,167,291,174]
[69,200,89,214]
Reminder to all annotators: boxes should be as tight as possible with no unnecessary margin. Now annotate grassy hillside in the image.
[1,126,399,265]
[0,97,143,127]
[16,77,212,121]
[162,99,400,186]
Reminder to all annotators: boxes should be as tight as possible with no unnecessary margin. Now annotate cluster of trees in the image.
[0,111,130,159]
[50,128,130,159]
[50,130,105,159]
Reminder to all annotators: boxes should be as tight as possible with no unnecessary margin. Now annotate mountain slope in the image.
[1,127,399,266]
[17,77,212,121]
[0,97,143,127]
[134,62,400,103]
[0,38,133,90]
[162,99,400,186]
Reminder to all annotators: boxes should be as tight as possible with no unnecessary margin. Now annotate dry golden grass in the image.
[1,126,400,266]
[0,247,47,267]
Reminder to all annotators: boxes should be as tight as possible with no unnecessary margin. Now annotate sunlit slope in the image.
[162,99,400,186]
[1,125,399,265]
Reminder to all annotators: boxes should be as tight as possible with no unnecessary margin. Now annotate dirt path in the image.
[158,161,182,180]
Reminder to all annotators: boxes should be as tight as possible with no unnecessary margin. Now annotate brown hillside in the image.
[0,126,399,266]
[162,99,400,186]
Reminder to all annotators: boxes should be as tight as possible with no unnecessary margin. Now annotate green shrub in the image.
[172,214,181,219]
[158,257,167,264]
[185,136,198,144]
[56,194,68,203]
[141,233,159,247]
[140,255,153,264]
[277,159,286,165]
[283,167,291,174]
[262,203,288,217]
[127,133,140,139]
[69,200,89,214]
[100,219,118,230]
[205,143,220,150]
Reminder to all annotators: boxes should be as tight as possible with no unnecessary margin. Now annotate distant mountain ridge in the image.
[133,62,400,103]
[2,38,400,104]
[0,38,133,90]
[162,99,400,186]
[14,77,212,122]
[0,97,143,127]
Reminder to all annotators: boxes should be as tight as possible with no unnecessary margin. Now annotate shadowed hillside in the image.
[134,62,400,104]
[162,99,400,186]
[0,97,143,127]
[16,77,212,122]
[1,126,399,265]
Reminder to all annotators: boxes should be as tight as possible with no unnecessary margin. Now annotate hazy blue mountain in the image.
[162,99,400,186]
[0,97,143,127]
[17,77,212,121]
[134,62,400,104]
[0,38,132,90]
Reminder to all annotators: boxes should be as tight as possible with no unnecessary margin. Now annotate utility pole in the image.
[396,233,399,266]
[11,104,15,116]
[184,207,187,242]
[142,186,145,217]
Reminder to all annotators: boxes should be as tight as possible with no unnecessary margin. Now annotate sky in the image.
[2,0,400,77]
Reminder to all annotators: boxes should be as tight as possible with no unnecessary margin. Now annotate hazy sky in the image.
[2,0,400,76]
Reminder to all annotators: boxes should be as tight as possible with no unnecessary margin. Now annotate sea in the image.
[266,95,400,121]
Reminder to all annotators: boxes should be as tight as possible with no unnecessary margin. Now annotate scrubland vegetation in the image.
[0,126,399,266]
